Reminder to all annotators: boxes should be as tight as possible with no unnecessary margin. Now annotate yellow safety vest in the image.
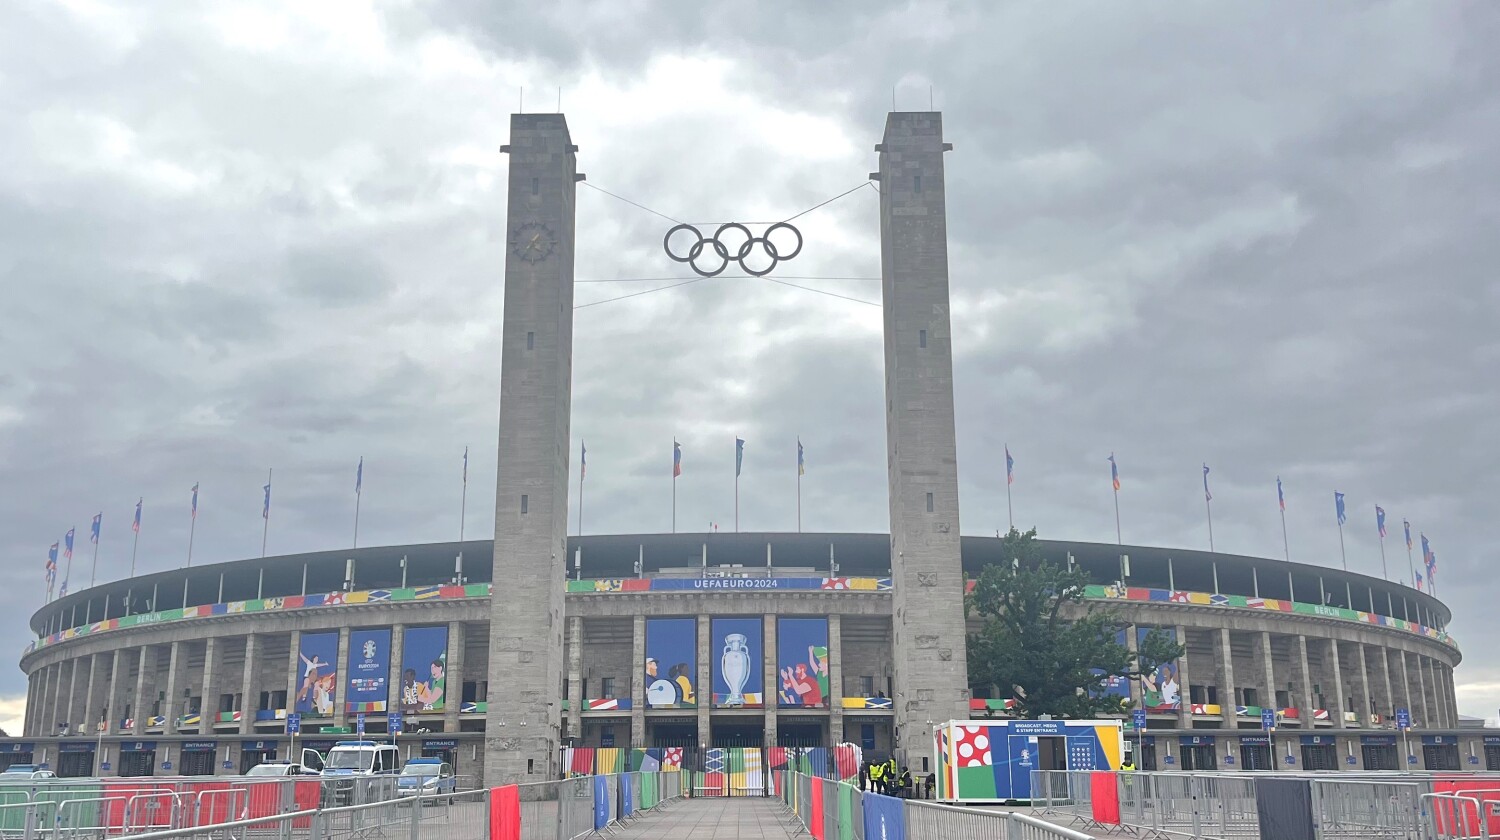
[870,765,883,780]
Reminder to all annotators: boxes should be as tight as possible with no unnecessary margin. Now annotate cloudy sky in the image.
[2,1,1497,733]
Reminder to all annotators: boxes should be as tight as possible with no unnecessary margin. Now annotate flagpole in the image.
[90,529,100,588]
[1112,487,1122,545]
[1279,506,1290,562]
[187,508,196,568]
[1205,495,1215,553]
[1336,520,1347,571]
[262,468,272,559]
[576,446,584,537]
[1404,534,1415,588]
[130,510,140,578]
[1377,534,1388,580]
[460,447,469,543]
[796,439,802,534]
[672,440,678,534]
[1006,478,1013,533]
[353,486,361,549]
[734,468,739,535]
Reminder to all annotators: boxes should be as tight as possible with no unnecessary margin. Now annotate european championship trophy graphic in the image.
[721,633,751,706]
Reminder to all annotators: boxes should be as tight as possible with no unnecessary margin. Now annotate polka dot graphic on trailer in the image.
[952,725,993,767]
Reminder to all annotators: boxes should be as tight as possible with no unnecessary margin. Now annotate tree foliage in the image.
[966,527,1186,719]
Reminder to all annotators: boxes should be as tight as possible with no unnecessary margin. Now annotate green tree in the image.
[966,527,1185,719]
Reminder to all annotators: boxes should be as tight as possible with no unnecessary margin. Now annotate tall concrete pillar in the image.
[1326,639,1349,728]
[1414,655,1431,728]
[240,634,258,735]
[695,615,711,750]
[1174,625,1193,729]
[876,111,969,762]
[763,617,778,748]
[828,614,844,744]
[565,617,583,741]
[201,637,220,725]
[1396,650,1414,722]
[1216,629,1237,718]
[35,665,52,735]
[1125,626,1143,712]
[444,622,465,736]
[65,658,82,733]
[386,624,405,719]
[1378,646,1395,721]
[107,649,126,733]
[162,642,183,731]
[630,616,645,749]
[286,631,302,721]
[1295,636,1316,726]
[333,627,350,728]
[24,672,37,736]
[1258,631,1276,714]
[485,112,579,785]
[132,646,150,735]
[83,654,101,733]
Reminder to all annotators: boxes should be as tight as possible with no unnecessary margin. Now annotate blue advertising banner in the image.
[593,774,609,830]
[776,617,829,708]
[862,792,906,840]
[710,617,763,708]
[1138,627,1181,711]
[1096,629,1131,707]
[346,629,391,713]
[644,618,697,708]
[296,632,339,716]
[620,771,634,816]
[400,626,448,714]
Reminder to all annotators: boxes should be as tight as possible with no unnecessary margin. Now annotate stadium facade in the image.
[15,533,1468,781]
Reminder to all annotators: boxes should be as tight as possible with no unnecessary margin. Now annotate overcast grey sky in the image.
[2,1,1497,733]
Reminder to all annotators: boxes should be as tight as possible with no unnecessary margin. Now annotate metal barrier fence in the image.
[780,771,1091,840]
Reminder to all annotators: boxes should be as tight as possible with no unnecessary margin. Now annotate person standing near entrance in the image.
[869,760,884,793]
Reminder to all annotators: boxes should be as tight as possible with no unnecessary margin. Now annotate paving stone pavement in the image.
[610,796,798,839]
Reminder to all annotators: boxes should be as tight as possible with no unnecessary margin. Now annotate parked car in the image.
[397,758,456,804]
[245,759,321,777]
[0,765,56,780]
[322,741,401,806]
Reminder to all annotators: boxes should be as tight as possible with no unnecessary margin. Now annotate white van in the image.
[322,741,401,805]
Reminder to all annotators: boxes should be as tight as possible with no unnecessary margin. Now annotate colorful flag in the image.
[355,458,363,494]
[263,483,271,519]
[1108,454,1120,491]
[46,543,58,579]
[1403,519,1412,551]
[133,498,142,533]
[191,483,199,520]
[580,442,586,481]
[1202,464,1212,502]
[1005,446,1014,485]
[1415,571,1423,591]
[1420,533,1431,564]
[1334,492,1346,526]
[797,440,805,476]
[58,581,67,598]
[1428,551,1438,581]
[64,528,74,560]
[1375,505,1387,538]
[1276,477,1285,511]
[673,441,682,477]
[90,513,101,544]
[735,438,745,478]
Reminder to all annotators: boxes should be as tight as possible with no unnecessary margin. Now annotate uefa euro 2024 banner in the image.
[777,617,829,708]
[1096,630,1131,706]
[644,618,696,708]
[400,626,448,714]
[1139,626,1181,711]
[711,617,763,708]
[296,632,339,717]
[346,628,392,713]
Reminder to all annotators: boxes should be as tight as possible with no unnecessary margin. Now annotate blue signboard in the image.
[1261,709,1276,731]
[1396,708,1411,730]
[863,793,906,840]
[400,626,448,714]
[181,741,217,752]
[777,618,829,708]
[710,617,763,708]
[1422,735,1457,746]
[1239,735,1270,745]
[347,629,392,713]
[296,632,339,716]
[387,712,404,734]
[593,774,609,829]
[286,713,301,735]
[644,618,697,708]
[1361,735,1398,746]
[59,742,95,753]
[122,741,156,752]
[356,713,366,736]
[423,740,458,749]
[242,741,276,751]
[1132,709,1147,730]
[0,743,34,753]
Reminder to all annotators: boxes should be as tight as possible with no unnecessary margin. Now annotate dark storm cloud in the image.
[1,0,1497,730]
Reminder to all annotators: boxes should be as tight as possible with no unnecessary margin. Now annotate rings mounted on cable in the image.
[662,222,803,277]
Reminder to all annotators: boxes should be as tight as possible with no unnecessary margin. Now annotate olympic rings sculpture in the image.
[663,222,803,277]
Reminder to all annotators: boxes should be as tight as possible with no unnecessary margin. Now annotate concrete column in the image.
[443,622,465,736]
[132,646,150,735]
[107,648,127,734]
[238,635,258,735]
[1326,638,1349,729]
[763,617,778,748]
[1259,631,1276,713]
[1430,659,1448,729]
[23,672,37,736]
[1175,625,1193,729]
[201,637,220,725]
[162,642,183,731]
[879,111,970,757]
[1396,650,1414,723]
[1125,625,1143,712]
[565,617,583,741]
[1378,646,1395,721]
[484,112,578,785]
[1295,636,1316,726]
[332,626,350,728]
[1362,645,1374,726]
[36,665,53,735]
[83,654,101,733]
[828,614,844,744]
[1445,664,1460,728]
[1216,629,1237,717]
[1414,655,1431,728]
[630,615,645,749]
[65,658,82,733]
[386,624,405,719]
[287,630,302,720]
[696,615,711,749]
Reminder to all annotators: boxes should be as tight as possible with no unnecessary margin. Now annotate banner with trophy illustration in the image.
[645,618,697,708]
[776,618,830,708]
[710,617,763,708]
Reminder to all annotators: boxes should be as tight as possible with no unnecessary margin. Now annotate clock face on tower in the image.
[510,222,556,263]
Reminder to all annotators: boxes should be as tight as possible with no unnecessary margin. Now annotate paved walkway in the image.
[613,796,797,839]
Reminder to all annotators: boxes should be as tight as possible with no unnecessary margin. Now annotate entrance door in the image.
[1036,736,1066,770]
[58,751,95,778]
[1362,744,1398,770]
[0,754,33,772]
[1486,745,1500,771]
[1301,744,1338,771]
[120,750,156,777]
[1181,745,1217,770]
[1239,744,1272,770]
[422,746,458,778]
[181,750,217,776]
[1424,744,1460,771]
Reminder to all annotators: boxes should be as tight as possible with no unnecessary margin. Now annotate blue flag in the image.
[1375,505,1387,538]
[1108,453,1120,491]
[1202,464,1212,502]
[797,439,805,476]
[191,483,199,520]
[1334,492,1346,525]
[1006,445,1015,485]
[64,528,74,560]
[1276,476,1285,511]
[593,774,609,830]
[90,513,101,544]
[355,457,363,493]
[735,438,745,478]
[263,483,272,519]
[133,498,142,533]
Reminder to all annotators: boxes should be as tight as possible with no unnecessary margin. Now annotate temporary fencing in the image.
[495,770,687,840]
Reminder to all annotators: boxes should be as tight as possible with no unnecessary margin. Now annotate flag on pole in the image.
[580,442,586,481]
[58,581,67,597]
[46,543,58,581]
[90,513,101,544]
[1428,551,1438,582]
[735,438,745,477]
[463,446,469,484]
[1403,519,1412,551]
[1277,476,1286,511]
[355,458,363,494]
[191,483,199,519]
[1005,446,1015,485]
[797,440,805,476]
[1415,571,1423,591]
[1334,492,1346,525]
[1108,454,1120,491]
[133,498,142,533]
[64,528,74,560]
[1375,505,1387,538]
[673,441,682,477]
[263,483,272,519]
[1202,464,1212,501]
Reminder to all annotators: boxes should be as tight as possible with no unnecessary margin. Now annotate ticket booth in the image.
[180,741,219,776]
[422,739,458,777]
[57,742,96,778]
[241,740,279,773]
[0,743,35,771]
[120,741,158,777]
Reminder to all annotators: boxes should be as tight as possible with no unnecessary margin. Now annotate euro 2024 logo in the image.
[363,640,377,661]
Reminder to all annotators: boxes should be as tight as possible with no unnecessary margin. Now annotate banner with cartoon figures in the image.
[295,632,338,717]
[777,618,829,708]
[1139,626,1181,711]
[644,618,697,708]
[710,617,763,707]
[1096,629,1131,708]
[400,626,448,714]
[346,628,391,713]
